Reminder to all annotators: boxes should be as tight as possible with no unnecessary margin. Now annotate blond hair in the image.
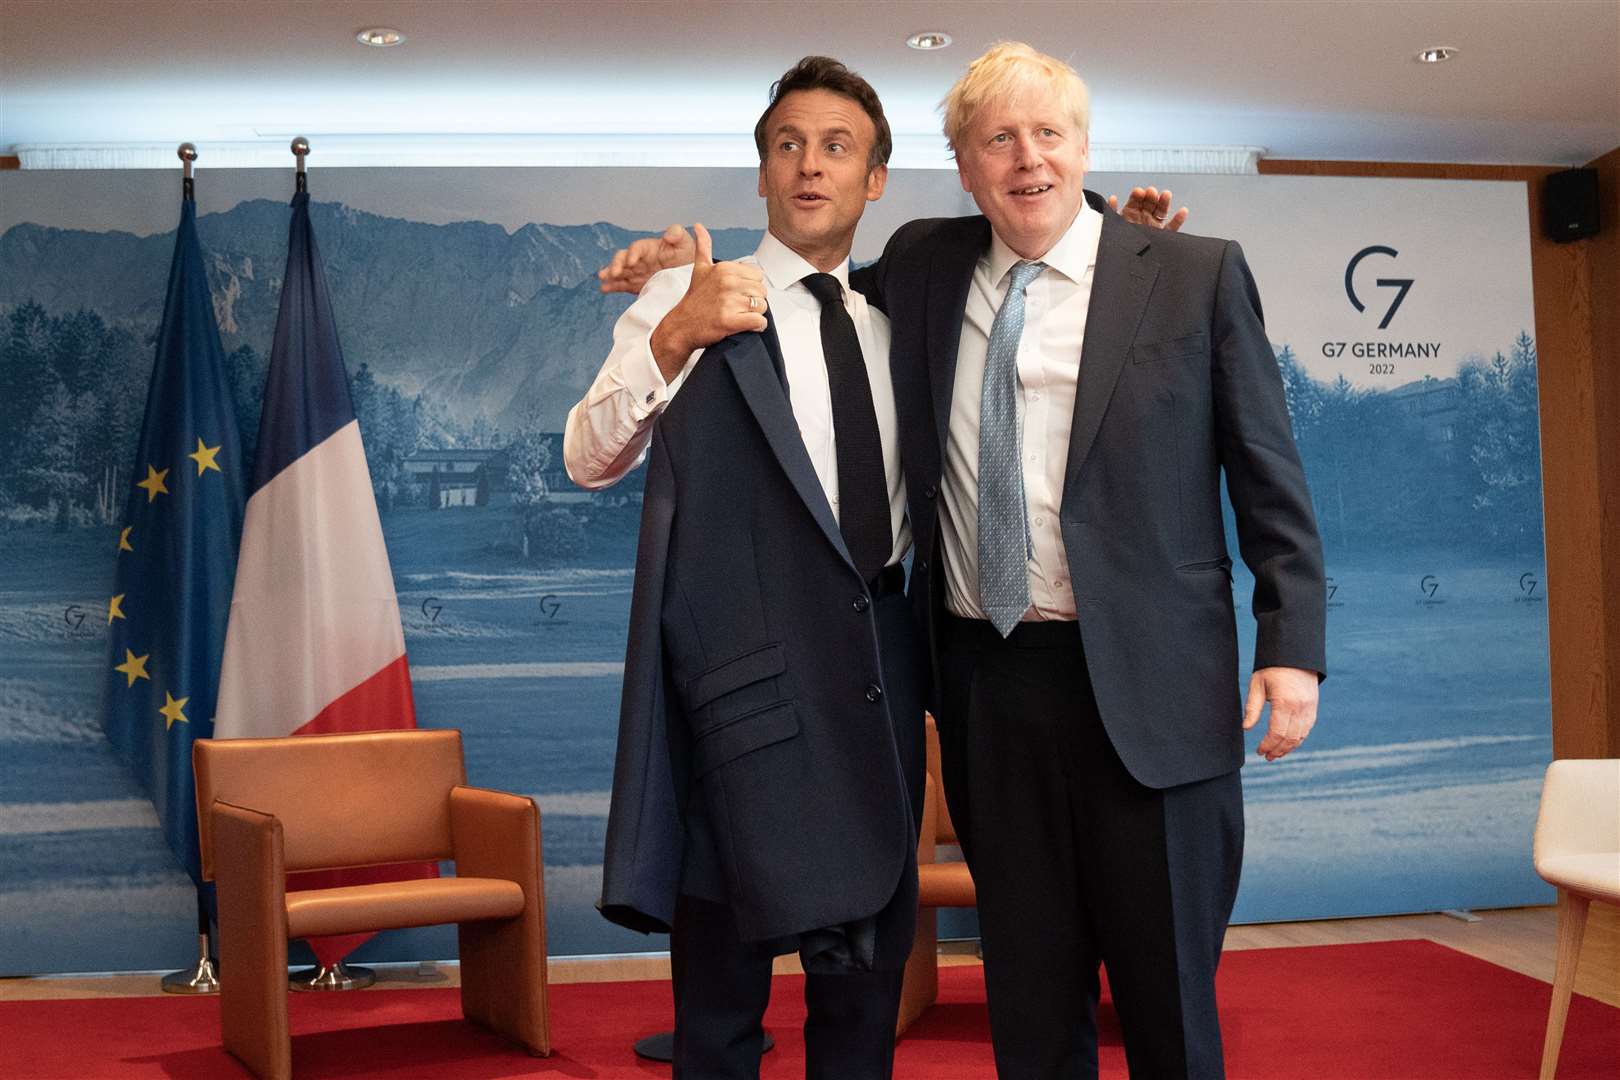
[940,42,1090,154]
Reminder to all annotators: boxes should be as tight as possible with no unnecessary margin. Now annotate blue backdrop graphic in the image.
[0,168,1550,974]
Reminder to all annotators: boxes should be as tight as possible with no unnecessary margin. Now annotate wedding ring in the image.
[747,295,759,311]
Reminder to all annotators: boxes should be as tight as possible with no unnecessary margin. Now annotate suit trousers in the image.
[670,585,926,1079]
[937,616,1244,1080]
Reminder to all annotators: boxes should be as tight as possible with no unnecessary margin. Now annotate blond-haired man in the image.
[853,43,1325,1078]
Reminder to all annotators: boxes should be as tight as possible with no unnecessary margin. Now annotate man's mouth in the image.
[794,192,829,203]
[1010,184,1052,197]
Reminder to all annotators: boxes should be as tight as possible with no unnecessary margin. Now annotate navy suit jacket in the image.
[854,191,1327,790]
[598,319,917,943]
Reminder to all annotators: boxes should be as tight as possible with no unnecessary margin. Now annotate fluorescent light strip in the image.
[14,137,1262,174]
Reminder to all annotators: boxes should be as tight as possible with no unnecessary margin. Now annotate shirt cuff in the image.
[623,331,671,420]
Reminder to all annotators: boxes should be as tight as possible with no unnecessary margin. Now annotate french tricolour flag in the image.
[215,191,434,966]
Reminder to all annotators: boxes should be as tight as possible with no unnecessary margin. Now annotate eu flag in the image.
[101,193,245,884]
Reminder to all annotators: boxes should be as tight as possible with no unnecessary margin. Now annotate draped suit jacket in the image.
[598,320,919,944]
[854,191,1327,791]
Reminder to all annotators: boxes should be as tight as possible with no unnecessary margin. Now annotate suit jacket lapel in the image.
[929,217,990,460]
[721,329,857,574]
[1063,207,1158,497]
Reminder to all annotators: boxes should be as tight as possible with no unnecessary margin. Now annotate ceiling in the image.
[3,0,1617,167]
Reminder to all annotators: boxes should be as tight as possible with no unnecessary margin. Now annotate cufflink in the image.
[645,390,657,405]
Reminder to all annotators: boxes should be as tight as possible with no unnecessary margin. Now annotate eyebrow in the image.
[772,123,857,141]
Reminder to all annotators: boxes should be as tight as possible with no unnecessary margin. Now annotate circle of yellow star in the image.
[188,438,222,476]
[118,526,134,553]
[114,649,151,687]
[136,465,170,503]
[159,691,190,730]
[107,594,127,624]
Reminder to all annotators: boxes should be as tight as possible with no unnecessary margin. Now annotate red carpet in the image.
[3,941,1616,1078]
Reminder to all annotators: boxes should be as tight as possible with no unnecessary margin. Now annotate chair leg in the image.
[1539,889,1590,1080]
[895,907,939,1039]
[460,915,551,1056]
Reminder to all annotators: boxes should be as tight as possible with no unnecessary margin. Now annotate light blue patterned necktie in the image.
[977,259,1045,636]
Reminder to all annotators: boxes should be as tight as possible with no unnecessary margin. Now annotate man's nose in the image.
[800,146,824,175]
[1012,133,1041,168]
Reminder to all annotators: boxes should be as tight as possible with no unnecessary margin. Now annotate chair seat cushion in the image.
[285,876,526,938]
[1536,853,1620,903]
[918,861,976,908]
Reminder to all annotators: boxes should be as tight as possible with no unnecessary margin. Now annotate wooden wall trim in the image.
[1261,157,1618,760]
[1,156,19,171]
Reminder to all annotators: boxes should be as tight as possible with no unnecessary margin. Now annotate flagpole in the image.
[277,134,373,994]
[161,887,221,995]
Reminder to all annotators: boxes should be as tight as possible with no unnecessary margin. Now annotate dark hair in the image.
[753,56,892,170]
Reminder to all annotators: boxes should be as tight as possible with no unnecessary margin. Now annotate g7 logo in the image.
[1345,246,1414,330]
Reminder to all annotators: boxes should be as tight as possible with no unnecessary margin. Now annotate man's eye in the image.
[1040,128,1059,138]
[990,133,1010,144]
[779,140,799,152]
[827,142,846,154]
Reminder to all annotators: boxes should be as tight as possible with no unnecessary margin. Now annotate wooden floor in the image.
[4,903,1616,1006]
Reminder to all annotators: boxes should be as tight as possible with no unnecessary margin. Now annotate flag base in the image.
[290,962,375,991]
[160,933,220,995]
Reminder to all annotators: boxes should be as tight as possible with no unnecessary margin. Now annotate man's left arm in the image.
[1209,240,1327,762]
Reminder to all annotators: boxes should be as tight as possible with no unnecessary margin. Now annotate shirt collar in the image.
[985,196,1103,289]
[756,230,850,293]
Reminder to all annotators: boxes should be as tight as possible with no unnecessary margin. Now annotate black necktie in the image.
[801,273,893,585]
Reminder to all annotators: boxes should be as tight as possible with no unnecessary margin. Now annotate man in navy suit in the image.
[855,43,1327,1078]
[576,58,926,1079]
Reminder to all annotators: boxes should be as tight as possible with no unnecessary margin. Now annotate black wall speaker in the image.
[1542,168,1600,243]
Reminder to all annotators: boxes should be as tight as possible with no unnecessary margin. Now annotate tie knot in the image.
[1006,260,1045,293]
[801,272,844,307]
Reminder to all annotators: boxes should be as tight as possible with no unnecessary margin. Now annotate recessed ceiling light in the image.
[356,28,406,48]
[1416,46,1458,63]
[906,31,953,51]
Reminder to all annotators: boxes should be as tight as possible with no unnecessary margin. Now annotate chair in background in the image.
[193,728,550,1080]
[897,714,978,1037]
[1531,758,1620,1080]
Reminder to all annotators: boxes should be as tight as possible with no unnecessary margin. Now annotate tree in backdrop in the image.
[505,408,584,562]
[1456,331,1542,556]
[1,301,147,524]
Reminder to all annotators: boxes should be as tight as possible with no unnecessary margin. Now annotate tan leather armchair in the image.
[897,715,978,1037]
[1532,758,1620,1080]
[194,728,550,1080]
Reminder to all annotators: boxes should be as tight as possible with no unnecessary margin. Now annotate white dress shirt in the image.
[563,231,910,567]
[939,200,1104,622]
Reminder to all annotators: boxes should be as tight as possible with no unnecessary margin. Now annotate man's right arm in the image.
[565,224,768,488]
[562,267,693,489]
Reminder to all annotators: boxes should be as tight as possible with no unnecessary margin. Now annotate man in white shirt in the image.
[590,57,925,1080]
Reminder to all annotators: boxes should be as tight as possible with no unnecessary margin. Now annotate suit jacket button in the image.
[866,684,883,703]
[924,484,938,499]
[852,595,869,613]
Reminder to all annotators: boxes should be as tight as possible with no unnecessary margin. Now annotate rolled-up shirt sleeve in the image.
[563,265,698,489]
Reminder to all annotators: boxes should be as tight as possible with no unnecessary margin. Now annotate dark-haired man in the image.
[579,57,923,1079]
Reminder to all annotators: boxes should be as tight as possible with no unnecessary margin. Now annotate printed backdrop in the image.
[0,168,1549,974]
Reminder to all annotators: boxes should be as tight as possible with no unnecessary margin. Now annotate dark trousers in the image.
[938,617,1244,1080]
[671,893,905,1080]
[669,585,925,1079]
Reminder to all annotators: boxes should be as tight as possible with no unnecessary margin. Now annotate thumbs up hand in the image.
[648,223,769,379]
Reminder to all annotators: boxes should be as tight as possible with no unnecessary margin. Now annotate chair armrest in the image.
[917,773,938,867]
[210,800,286,927]
[449,786,544,886]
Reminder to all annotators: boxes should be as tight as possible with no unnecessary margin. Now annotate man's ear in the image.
[865,164,889,202]
[758,164,767,199]
[957,157,973,195]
